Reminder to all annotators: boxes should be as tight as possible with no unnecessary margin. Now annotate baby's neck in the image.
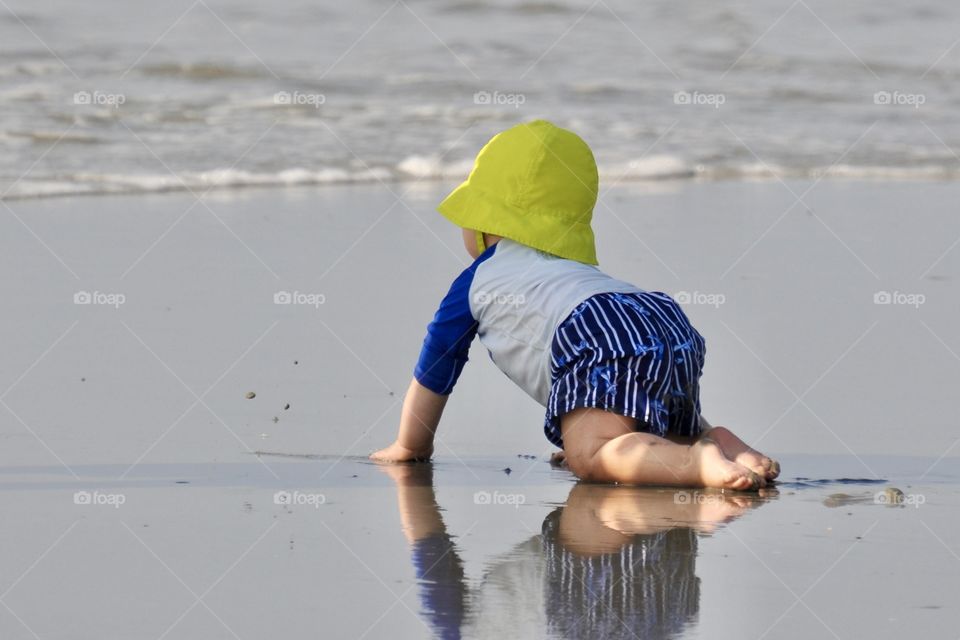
[482,233,502,248]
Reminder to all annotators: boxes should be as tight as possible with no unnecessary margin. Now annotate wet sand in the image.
[2,180,959,638]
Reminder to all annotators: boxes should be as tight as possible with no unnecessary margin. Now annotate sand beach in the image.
[1,180,959,638]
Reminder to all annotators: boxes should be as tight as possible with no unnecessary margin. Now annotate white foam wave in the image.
[600,156,696,180]
[1,167,392,200]
[3,160,958,201]
[396,155,474,179]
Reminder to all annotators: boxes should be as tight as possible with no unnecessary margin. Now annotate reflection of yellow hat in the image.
[438,119,599,265]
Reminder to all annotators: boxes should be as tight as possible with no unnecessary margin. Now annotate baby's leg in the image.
[560,408,764,490]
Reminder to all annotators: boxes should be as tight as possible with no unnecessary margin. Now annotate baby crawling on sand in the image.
[371,120,779,490]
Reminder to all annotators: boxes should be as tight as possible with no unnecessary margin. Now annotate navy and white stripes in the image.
[541,509,700,639]
[544,291,706,449]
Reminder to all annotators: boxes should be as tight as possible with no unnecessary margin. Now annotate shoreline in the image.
[0,452,957,493]
[5,169,960,203]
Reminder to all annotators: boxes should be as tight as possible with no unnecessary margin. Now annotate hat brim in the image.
[438,181,598,266]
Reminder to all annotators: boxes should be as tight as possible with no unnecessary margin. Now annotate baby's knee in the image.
[560,407,636,482]
[559,407,632,481]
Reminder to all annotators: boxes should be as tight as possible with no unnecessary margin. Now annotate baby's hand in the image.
[369,441,433,463]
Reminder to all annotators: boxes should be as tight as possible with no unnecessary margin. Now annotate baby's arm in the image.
[371,379,448,461]
[370,257,485,463]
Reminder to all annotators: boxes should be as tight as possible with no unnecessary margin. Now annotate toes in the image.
[735,451,769,469]
[730,470,764,491]
[737,457,770,481]
[726,471,758,491]
[768,460,781,479]
[744,453,779,480]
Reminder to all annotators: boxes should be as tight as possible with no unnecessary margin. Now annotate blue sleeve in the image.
[414,246,495,395]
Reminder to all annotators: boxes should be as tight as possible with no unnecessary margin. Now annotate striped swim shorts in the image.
[544,291,707,449]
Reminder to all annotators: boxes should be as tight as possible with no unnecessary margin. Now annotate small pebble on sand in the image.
[283,403,290,410]
[245,391,256,399]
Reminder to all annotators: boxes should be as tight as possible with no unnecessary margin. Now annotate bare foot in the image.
[369,441,432,463]
[705,426,780,481]
[692,437,764,491]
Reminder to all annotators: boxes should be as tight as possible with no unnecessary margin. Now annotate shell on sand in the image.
[882,487,905,504]
[823,487,905,508]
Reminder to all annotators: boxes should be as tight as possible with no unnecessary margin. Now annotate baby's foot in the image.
[705,426,780,481]
[692,437,764,491]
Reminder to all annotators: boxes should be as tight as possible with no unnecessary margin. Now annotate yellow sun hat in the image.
[437,119,599,265]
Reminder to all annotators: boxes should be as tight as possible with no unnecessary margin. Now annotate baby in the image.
[371,120,779,490]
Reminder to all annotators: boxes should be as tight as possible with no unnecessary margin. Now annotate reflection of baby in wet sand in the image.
[380,464,768,639]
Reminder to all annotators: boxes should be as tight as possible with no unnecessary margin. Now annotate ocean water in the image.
[2,0,959,199]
